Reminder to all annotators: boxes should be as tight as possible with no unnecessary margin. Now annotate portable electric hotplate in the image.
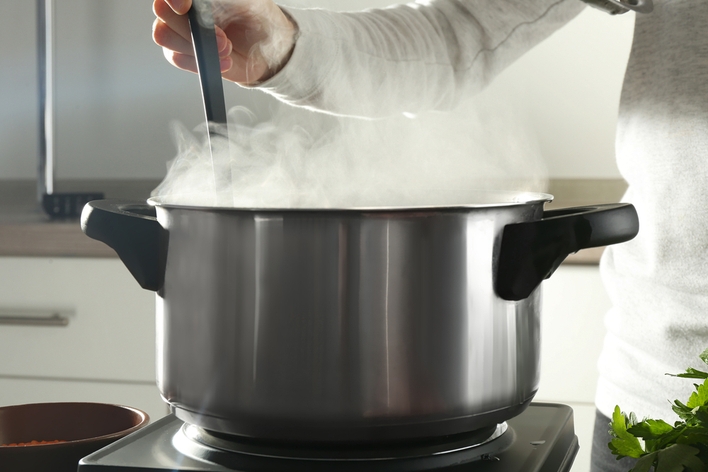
[78,403,578,472]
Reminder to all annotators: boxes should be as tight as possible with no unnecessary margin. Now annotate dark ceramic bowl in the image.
[0,402,149,472]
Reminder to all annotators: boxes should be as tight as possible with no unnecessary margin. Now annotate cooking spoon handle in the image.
[187,1,228,126]
[188,0,233,206]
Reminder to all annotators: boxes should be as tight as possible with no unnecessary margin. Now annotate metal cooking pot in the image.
[81,194,638,442]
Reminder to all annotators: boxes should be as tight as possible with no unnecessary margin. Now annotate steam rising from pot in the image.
[152,0,549,208]
[151,93,548,209]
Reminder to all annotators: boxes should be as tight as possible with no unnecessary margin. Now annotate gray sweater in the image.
[258,0,708,421]
[597,0,708,422]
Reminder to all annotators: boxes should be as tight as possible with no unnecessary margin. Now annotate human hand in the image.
[153,0,297,84]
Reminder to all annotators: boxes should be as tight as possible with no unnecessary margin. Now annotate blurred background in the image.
[0,0,633,181]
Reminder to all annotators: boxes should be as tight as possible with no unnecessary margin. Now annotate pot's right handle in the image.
[80,200,167,292]
[495,203,638,301]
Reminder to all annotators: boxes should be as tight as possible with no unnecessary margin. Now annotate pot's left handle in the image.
[81,200,167,292]
[495,203,639,301]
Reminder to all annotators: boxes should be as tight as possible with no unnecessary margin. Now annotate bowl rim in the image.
[0,402,150,448]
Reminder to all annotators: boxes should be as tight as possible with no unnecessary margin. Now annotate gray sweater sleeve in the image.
[255,0,585,117]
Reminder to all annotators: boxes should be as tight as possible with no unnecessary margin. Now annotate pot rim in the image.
[147,191,553,212]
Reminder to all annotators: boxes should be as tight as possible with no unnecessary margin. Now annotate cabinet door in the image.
[0,257,155,381]
[537,265,611,403]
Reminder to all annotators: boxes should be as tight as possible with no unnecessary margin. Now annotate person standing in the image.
[152,1,708,470]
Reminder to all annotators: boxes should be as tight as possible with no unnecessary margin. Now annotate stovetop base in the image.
[79,403,578,472]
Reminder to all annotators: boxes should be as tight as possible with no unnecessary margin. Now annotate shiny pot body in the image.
[81,197,638,442]
[156,203,542,441]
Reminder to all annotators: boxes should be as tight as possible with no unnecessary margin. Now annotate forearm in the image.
[255,0,585,118]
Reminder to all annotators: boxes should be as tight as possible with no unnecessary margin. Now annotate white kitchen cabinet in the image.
[0,257,166,420]
[537,265,612,472]
[0,257,154,381]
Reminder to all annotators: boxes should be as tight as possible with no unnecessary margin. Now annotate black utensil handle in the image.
[187,0,227,126]
[495,203,639,301]
[81,200,167,292]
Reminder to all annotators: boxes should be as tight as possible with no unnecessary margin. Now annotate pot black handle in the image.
[80,200,167,292]
[495,203,638,301]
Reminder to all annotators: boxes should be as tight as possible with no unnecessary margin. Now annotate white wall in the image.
[292,2,634,179]
[488,8,634,179]
[0,1,632,181]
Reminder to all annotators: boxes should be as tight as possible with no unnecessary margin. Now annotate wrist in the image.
[256,7,298,83]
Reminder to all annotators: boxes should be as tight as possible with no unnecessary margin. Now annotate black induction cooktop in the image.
[79,403,578,472]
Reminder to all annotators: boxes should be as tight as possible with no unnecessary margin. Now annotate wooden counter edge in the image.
[0,222,116,258]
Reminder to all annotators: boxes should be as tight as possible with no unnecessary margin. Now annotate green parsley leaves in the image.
[609,348,708,472]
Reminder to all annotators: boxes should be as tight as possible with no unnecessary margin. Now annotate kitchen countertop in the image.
[0,178,627,263]
[0,180,160,258]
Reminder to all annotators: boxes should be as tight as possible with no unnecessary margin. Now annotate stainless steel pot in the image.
[81,194,638,442]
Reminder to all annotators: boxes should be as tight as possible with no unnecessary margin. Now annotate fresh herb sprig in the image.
[609,348,708,472]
